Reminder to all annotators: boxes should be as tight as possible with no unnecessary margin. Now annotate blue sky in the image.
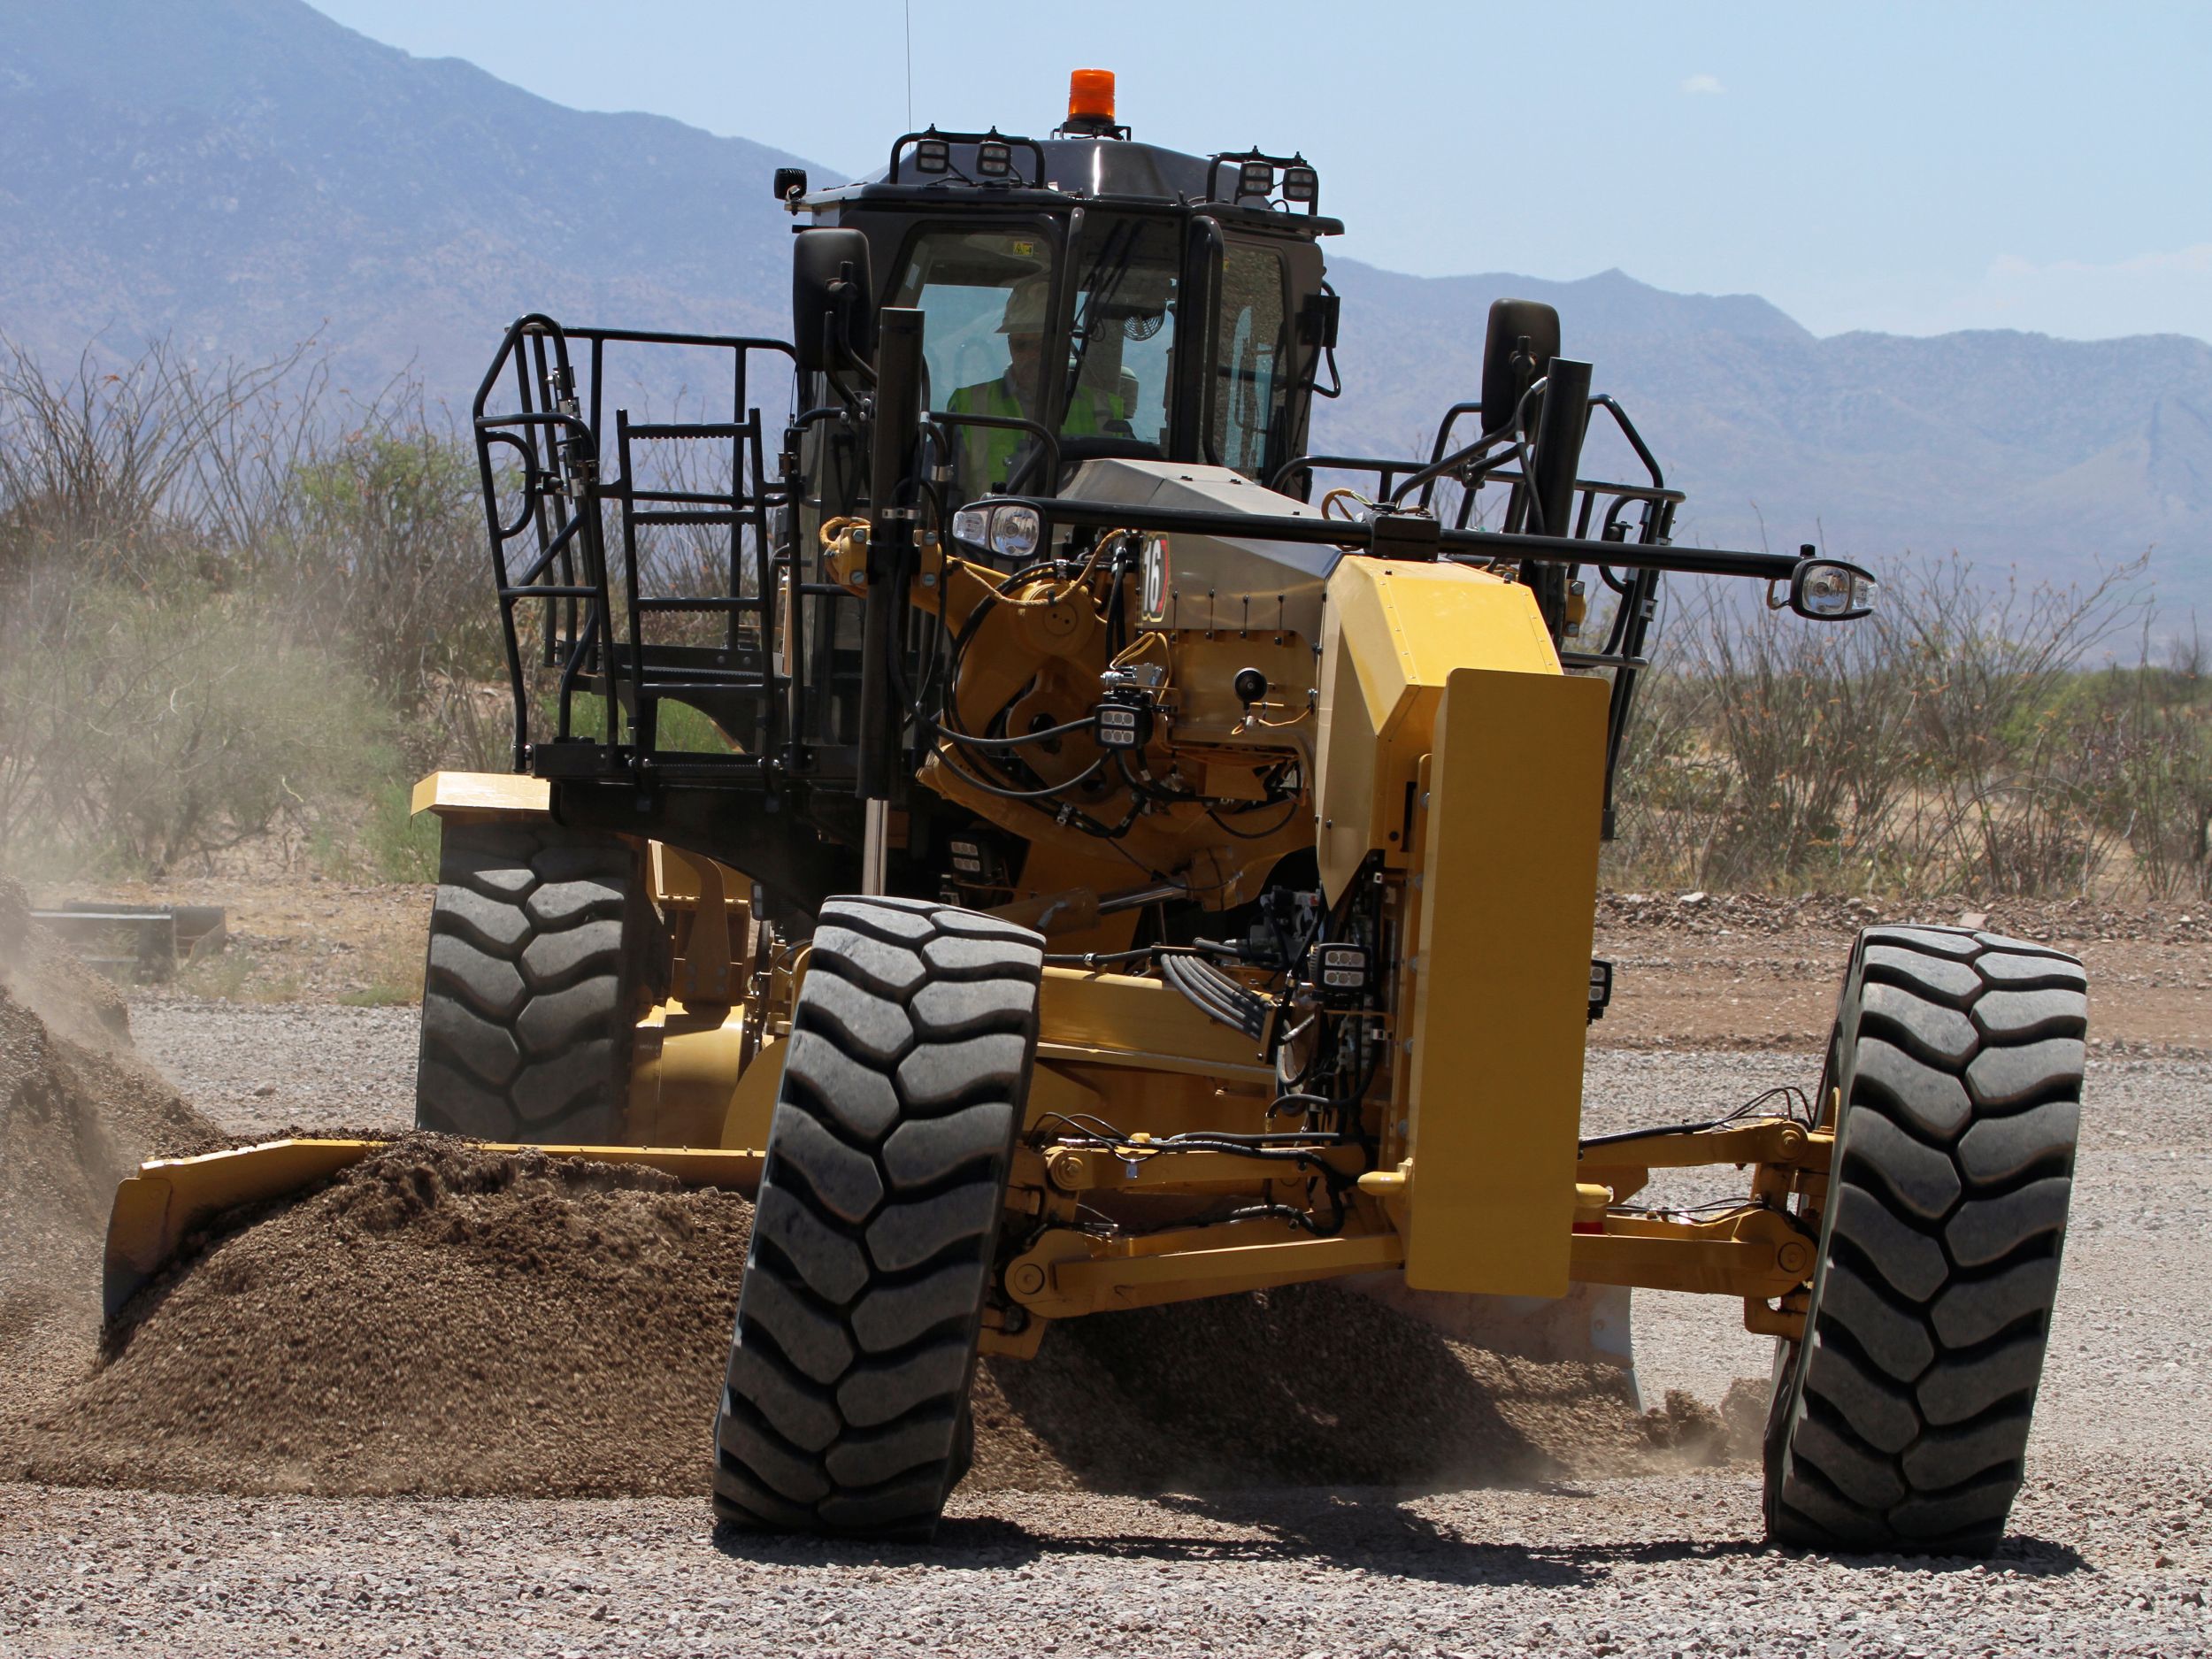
[309,1,2212,344]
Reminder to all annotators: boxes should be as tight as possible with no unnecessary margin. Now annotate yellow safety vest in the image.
[946,375,1131,493]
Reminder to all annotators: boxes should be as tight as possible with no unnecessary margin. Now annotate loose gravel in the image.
[0,1002,2201,1655]
[128,999,418,1137]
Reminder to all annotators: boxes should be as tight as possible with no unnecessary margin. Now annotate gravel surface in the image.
[130,999,418,1136]
[0,1009,2200,1655]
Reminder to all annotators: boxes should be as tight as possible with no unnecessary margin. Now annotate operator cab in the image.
[780,70,1340,506]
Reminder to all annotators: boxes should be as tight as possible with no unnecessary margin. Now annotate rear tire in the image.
[413,818,653,1143]
[1765,925,2085,1555]
[712,896,1043,1538]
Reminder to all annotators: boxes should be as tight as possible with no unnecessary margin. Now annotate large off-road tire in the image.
[413,818,654,1143]
[712,896,1044,1538]
[1765,925,2086,1555]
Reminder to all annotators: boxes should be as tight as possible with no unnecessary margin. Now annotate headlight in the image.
[988,503,1042,561]
[951,501,1045,562]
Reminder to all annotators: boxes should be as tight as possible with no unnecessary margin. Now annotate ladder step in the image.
[631,510,744,526]
[625,422,755,441]
[624,487,761,507]
[634,595,765,612]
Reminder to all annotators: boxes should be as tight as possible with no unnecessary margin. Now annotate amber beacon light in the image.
[1067,68,1116,123]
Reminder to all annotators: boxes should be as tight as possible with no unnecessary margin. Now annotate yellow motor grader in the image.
[107,71,2088,1553]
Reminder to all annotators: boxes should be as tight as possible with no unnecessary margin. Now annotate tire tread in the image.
[713,897,1042,1539]
[413,819,648,1143]
[1767,926,2082,1556]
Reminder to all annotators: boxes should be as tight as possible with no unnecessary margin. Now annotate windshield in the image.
[892,218,1180,495]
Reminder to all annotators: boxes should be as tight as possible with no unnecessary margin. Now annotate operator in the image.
[947,274,1133,495]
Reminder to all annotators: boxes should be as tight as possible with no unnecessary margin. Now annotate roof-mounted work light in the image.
[976,139,1013,178]
[1282,163,1318,205]
[914,136,951,174]
[1238,158,1274,198]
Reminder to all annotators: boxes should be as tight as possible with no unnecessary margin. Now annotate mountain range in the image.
[4,0,2205,616]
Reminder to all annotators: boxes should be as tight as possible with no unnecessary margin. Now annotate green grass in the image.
[338,980,419,1007]
[360,780,441,883]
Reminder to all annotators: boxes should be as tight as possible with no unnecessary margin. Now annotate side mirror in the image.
[792,228,874,378]
[1479,297,1561,434]
[1299,290,1340,349]
[1776,549,1878,620]
[772,166,808,205]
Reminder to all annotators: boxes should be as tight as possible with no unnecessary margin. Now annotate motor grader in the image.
[105,70,2088,1554]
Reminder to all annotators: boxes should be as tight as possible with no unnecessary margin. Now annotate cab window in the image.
[1212,243,1290,479]
[1061,217,1179,449]
[890,229,1053,426]
[890,219,1181,495]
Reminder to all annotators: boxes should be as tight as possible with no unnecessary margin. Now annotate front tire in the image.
[1765,925,2086,1555]
[712,896,1043,1538]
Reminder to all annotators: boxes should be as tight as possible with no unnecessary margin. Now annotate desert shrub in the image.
[1607,552,2154,899]
[273,414,503,757]
[356,780,442,884]
[2064,625,2212,899]
[1,572,390,874]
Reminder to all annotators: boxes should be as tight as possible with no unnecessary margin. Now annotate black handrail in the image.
[988,493,1798,581]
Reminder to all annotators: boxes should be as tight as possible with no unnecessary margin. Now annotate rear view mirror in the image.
[1299,289,1340,349]
[1777,551,1878,620]
[792,228,874,378]
[1480,297,1561,434]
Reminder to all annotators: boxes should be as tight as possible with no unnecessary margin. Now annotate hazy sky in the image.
[309,1,2212,344]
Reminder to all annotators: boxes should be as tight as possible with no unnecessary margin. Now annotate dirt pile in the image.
[21,1136,755,1497]
[24,1125,1700,1500]
[0,877,223,1459]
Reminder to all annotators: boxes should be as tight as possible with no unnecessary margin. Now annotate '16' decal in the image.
[1141,535,1170,622]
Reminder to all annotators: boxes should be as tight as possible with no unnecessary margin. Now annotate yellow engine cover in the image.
[1311,559,1561,899]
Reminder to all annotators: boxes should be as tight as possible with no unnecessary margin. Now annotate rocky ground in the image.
[1,893,2207,1656]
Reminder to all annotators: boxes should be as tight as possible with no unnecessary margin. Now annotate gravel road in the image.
[3,1008,2205,1657]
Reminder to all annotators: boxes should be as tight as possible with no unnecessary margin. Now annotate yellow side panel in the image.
[1035,966,1271,1084]
[1403,665,1609,1297]
[410,770,551,818]
[1312,561,1559,900]
[631,1000,750,1147]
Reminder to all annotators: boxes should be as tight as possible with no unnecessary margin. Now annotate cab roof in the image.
[797,130,1343,240]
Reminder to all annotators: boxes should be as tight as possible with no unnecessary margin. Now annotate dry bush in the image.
[0,338,494,877]
[1606,552,2176,901]
[2063,621,2212,900]
[264,397,506,770]
[0,576,388,873]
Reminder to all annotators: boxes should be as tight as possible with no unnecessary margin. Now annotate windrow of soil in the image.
[12,1126,1733,1500]
[0,878,225,1464]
